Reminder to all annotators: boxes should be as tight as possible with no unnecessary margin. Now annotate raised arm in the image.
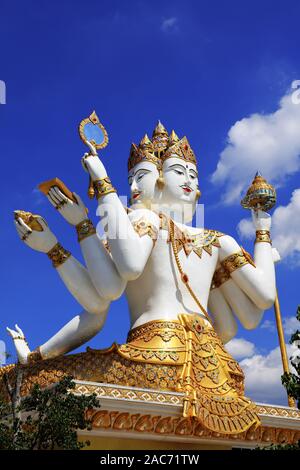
[14,213,109,315]
[82,144,160,280]
[218,210,276,310]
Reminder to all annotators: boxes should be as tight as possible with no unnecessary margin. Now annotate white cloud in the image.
[225,338,256,359]
[211,91,300,205]
[240,344,298,404]
[237,189,300,264]
[161,17,178,33]
[260,319,276,333]
[283,316,300,335]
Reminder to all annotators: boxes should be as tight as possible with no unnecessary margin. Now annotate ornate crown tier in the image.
[128,122,198,171]
[162,135,197,165]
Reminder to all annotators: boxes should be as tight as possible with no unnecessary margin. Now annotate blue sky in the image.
[1,0,300,405]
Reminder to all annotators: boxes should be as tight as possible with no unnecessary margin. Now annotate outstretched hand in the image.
[47,187,87,226]
[14,214,57,252]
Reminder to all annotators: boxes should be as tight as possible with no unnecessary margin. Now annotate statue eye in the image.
[174,169,184,175]
[137,173,146,181]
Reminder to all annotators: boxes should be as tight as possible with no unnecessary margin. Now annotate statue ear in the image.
[156,169,165,189]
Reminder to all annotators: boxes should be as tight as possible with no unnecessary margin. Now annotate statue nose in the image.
[131,180,138,191]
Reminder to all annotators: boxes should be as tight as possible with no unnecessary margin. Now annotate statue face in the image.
[128,161,160,208]
[162,157,199,203]
[160,157,199,223]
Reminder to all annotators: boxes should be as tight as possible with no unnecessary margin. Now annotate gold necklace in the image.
[168,217,212,324]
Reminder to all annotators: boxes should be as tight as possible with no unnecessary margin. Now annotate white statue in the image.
[6,122,279,435]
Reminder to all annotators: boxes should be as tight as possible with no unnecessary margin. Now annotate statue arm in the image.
[56,255,110,314]
[218,211,276,311]
[83,151,160,281]
[46,186,126,300]
[7,309,109,363]
[39,308,109,359]
[208,288,238,344]
[14,213,110,315]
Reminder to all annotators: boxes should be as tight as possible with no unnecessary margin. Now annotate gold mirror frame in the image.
[78,110,109,150]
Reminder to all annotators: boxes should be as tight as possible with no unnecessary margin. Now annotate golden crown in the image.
[127,121,197,171]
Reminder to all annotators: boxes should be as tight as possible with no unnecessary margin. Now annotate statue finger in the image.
[86,140,98,156]
[16,218,31,236]
[14,220,25,237]
[17,217,33,234]
[15,324,24,336]
[6,327,14,337]
[36,216,48,231]
[48,188,61,205]
[53,186,69,203]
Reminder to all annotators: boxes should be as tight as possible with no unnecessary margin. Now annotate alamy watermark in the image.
[95,196,205,240]
[0,80,6,104]
[291,80,300,105]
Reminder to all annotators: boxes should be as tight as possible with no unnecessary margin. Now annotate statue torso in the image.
[125,221,222,329]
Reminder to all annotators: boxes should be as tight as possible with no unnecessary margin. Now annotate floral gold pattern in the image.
[76,219,96,242]
[255,230,272,244]
[47,243,71,268]
[132,217,158,241]
[0,314,260,436]
[93,177,116,199]
[221,248,256,274]
[211,266,230,289]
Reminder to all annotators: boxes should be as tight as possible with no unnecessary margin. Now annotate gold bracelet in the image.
[211,266,230,289]
[221,247,256,274]
[93,177,116,199]
[76,219,96,242]
[255,230,272,244]
[47,242,71,268]
[27,347,42,363]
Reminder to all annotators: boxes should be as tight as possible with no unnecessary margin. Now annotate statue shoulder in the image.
[128,207,160,225]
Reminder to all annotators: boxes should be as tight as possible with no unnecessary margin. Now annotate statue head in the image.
[127,134,161,209]
[127,123,201,222]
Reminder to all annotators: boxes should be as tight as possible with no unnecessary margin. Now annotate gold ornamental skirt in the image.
[0,314,260,435]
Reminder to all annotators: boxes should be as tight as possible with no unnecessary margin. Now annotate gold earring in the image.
[195,189,201,200]
[156,170,165,189]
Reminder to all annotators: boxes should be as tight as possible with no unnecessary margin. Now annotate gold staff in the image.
[241,172,296,408]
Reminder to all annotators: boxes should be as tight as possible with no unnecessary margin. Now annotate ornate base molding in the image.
[75,381,300,449]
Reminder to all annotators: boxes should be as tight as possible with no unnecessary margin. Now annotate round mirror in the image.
[83,122,105,147]
[79,111,109,150]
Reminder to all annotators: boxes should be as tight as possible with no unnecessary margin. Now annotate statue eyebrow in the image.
[168,164,186,170]
[133,168,151,176]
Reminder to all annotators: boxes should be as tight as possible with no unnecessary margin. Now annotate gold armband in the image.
[27,347,42,363]
[47,242,71,268]
[221,247,256,274]
[76,219,96,242]
[255,230,272,244]
[94,177,116,199]
[132,216,158,241]
[211,266,230,289]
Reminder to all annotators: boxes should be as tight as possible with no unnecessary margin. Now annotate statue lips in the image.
[132,191,142,200]
[181,185,193,193]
